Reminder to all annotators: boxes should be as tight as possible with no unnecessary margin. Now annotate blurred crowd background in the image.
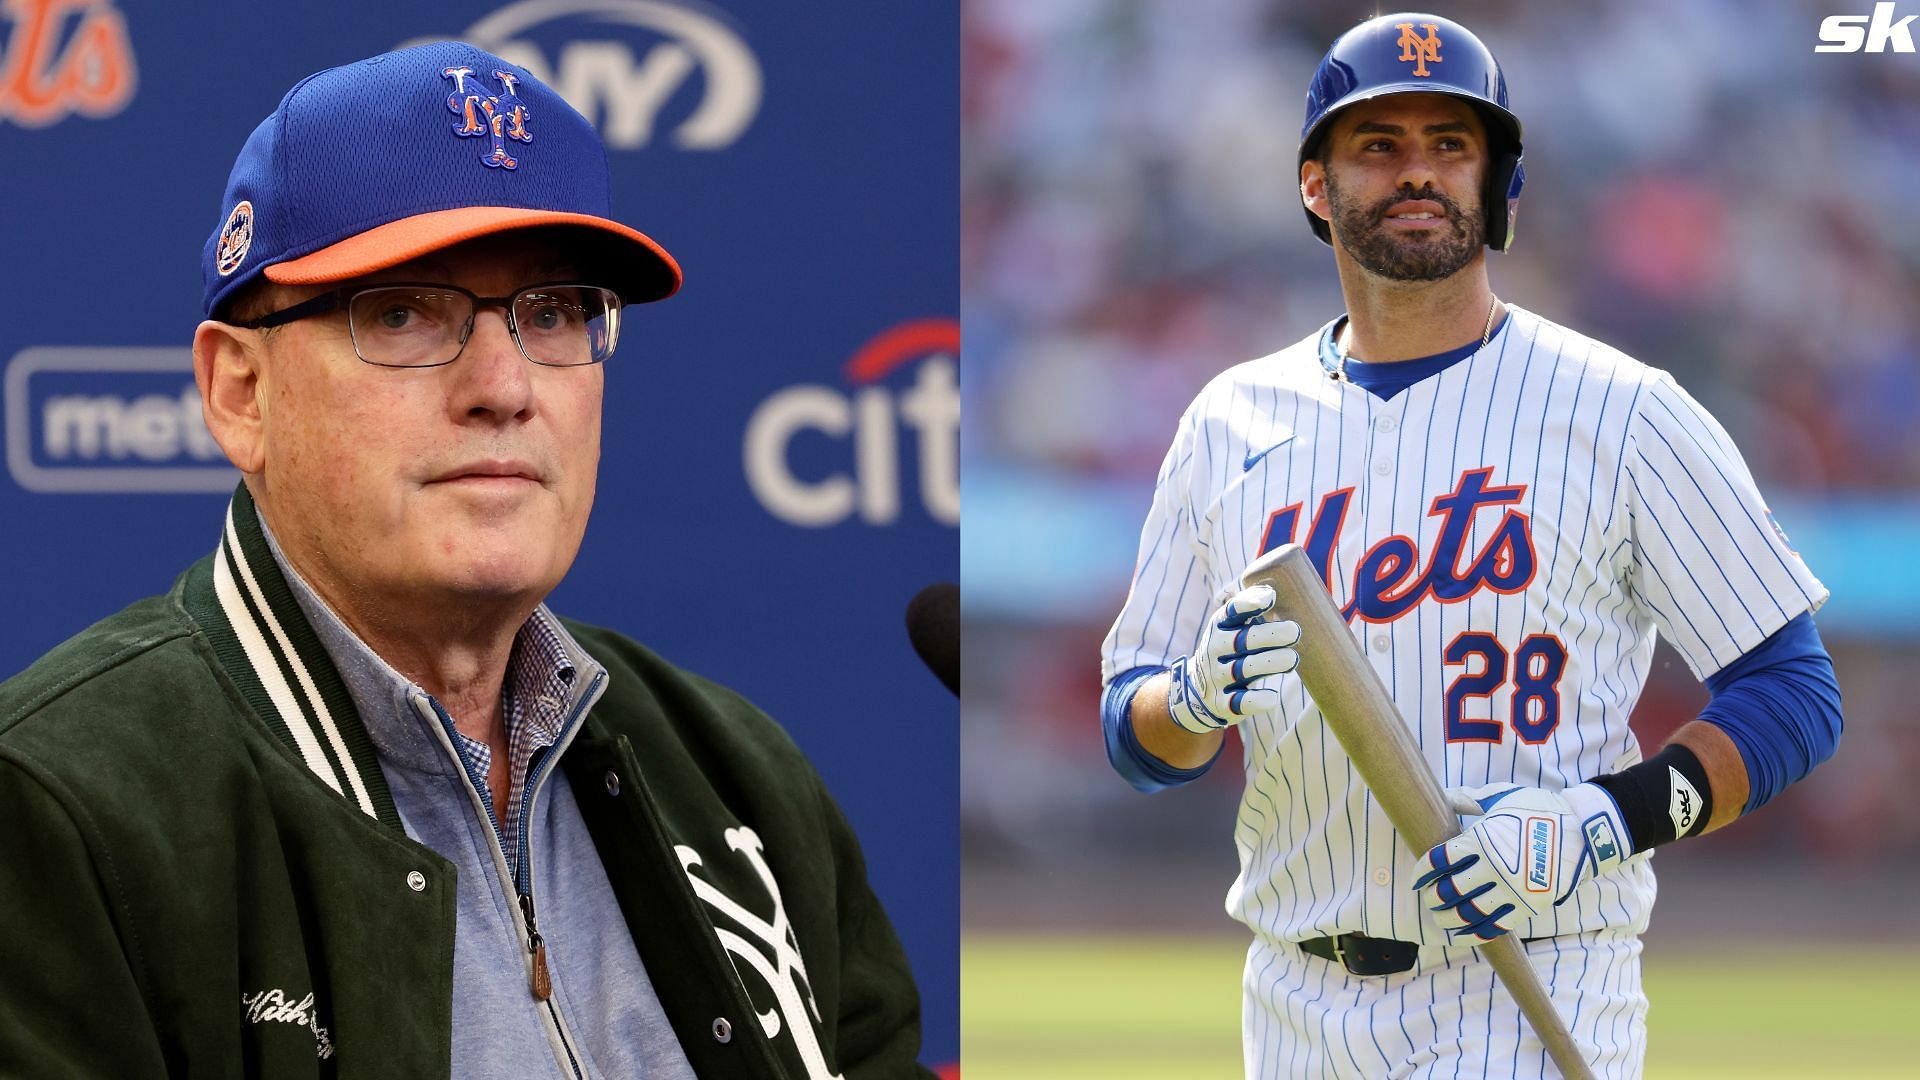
[961,0,1920,963]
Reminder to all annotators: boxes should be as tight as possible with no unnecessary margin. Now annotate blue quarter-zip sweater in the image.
[264,521,696,1080]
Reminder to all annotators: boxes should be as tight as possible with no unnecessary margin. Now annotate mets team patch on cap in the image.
[443,65,532,169]
[216,201,254,276]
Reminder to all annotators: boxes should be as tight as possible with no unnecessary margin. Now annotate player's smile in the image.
[1381,198,1448,228]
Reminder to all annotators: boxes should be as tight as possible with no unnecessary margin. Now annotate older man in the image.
[0,43,928,1079]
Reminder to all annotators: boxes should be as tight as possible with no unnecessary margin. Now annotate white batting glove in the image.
[1412,782,1632,944]
[1164,585,1301,735]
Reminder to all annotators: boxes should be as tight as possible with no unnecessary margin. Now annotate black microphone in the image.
[905,583,959,695]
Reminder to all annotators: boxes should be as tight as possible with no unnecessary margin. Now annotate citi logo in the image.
[4,348,238,493]
[0,0,137,127]
[401,0,761,150]
[744,320,959,529]
[1817,3,1917,51]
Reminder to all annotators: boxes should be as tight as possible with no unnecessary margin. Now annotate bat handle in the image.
[1243,544,1596,1079]
[1481,935,1597,1080]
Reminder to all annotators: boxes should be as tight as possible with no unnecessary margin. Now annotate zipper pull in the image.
[518,893,553,1001]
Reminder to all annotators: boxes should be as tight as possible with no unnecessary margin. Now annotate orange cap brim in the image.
[263,207,681,302]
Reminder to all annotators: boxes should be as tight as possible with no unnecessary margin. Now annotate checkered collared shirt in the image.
[448,608,578,862]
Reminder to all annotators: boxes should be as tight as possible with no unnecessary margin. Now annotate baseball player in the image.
[1100,13,1842,1078]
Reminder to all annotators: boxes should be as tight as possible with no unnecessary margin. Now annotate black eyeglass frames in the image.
[229,281,622,368]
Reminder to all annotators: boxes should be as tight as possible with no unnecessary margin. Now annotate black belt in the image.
[1299,932,1546,976]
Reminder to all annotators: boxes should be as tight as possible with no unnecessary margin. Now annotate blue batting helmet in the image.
[1298,13,1525,252]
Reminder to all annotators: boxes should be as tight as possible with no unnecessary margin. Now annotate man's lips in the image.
[1382,199,1447,225]
[427,460,543,484]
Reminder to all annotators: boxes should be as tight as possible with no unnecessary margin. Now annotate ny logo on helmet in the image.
[443,66,532,169]
[1395,22,1443,77]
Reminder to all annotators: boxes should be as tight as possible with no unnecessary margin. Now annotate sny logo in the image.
[1817,2,1917,51]
[1396,21,1443,76]
[402,0,761,151]
[444,66,532,168]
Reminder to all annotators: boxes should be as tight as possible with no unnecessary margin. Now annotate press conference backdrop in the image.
[1,0,958,1065]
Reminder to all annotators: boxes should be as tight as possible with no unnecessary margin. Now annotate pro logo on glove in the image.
[1668,766,1701,835]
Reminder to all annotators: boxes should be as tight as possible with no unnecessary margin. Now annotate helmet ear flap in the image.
[1485,153,1524,252]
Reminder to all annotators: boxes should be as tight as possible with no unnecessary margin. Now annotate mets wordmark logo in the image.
[0,0,138,128]
[679,827,844,1080]
[443,66,532,168]
[1255,467,1535,625]
[1396,21,1443,76]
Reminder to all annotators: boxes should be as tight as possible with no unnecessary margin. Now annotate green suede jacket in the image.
[0,488,930,1079]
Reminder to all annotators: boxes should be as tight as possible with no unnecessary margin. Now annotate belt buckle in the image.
[1331,934,1349,970]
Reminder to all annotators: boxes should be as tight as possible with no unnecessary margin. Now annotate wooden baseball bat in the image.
[1242,543,1596,1080]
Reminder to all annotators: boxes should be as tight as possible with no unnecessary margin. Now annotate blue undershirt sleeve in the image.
[1696,611,1843,814]
[1102,665,1223,793]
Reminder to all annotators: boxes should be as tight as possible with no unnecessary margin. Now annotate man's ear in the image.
[1301,159,1332,226]
[193,320,267,475]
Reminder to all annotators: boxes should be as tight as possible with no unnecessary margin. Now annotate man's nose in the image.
[1396,149,1441,190]
[449,306,535,421]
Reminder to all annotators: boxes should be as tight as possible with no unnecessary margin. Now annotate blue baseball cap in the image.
[202,41,681,319]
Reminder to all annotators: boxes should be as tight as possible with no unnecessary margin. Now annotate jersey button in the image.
[1372,634,1390,652]
[1372,868,1391,886]
[1375,415,1397,433]
[1373,457,1391,476]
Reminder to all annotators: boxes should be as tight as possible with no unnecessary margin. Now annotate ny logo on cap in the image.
[1395,22,1443,77]
[442,66,532,169]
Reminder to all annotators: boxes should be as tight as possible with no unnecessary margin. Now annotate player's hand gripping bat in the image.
[1242,544,1596,1080]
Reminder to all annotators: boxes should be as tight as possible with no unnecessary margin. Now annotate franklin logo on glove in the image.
[1415,782,1634,941]
[1526,818,1554,893]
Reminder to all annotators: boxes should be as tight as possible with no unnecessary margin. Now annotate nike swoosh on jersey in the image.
[1243,435,1296,471]
[1477,787,1524,812]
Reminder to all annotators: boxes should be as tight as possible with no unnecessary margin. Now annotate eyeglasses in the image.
[230,282,623,368]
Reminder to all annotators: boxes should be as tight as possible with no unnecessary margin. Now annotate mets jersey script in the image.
[1102,305,1828,951]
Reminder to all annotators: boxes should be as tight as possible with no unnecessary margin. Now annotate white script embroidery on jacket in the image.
[678,826,845,1080]
[240,988,335,1060]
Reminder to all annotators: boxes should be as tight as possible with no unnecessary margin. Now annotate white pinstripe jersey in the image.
[1102,305,1828,951]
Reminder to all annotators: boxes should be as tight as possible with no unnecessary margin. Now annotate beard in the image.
[1326,175,1485,282]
